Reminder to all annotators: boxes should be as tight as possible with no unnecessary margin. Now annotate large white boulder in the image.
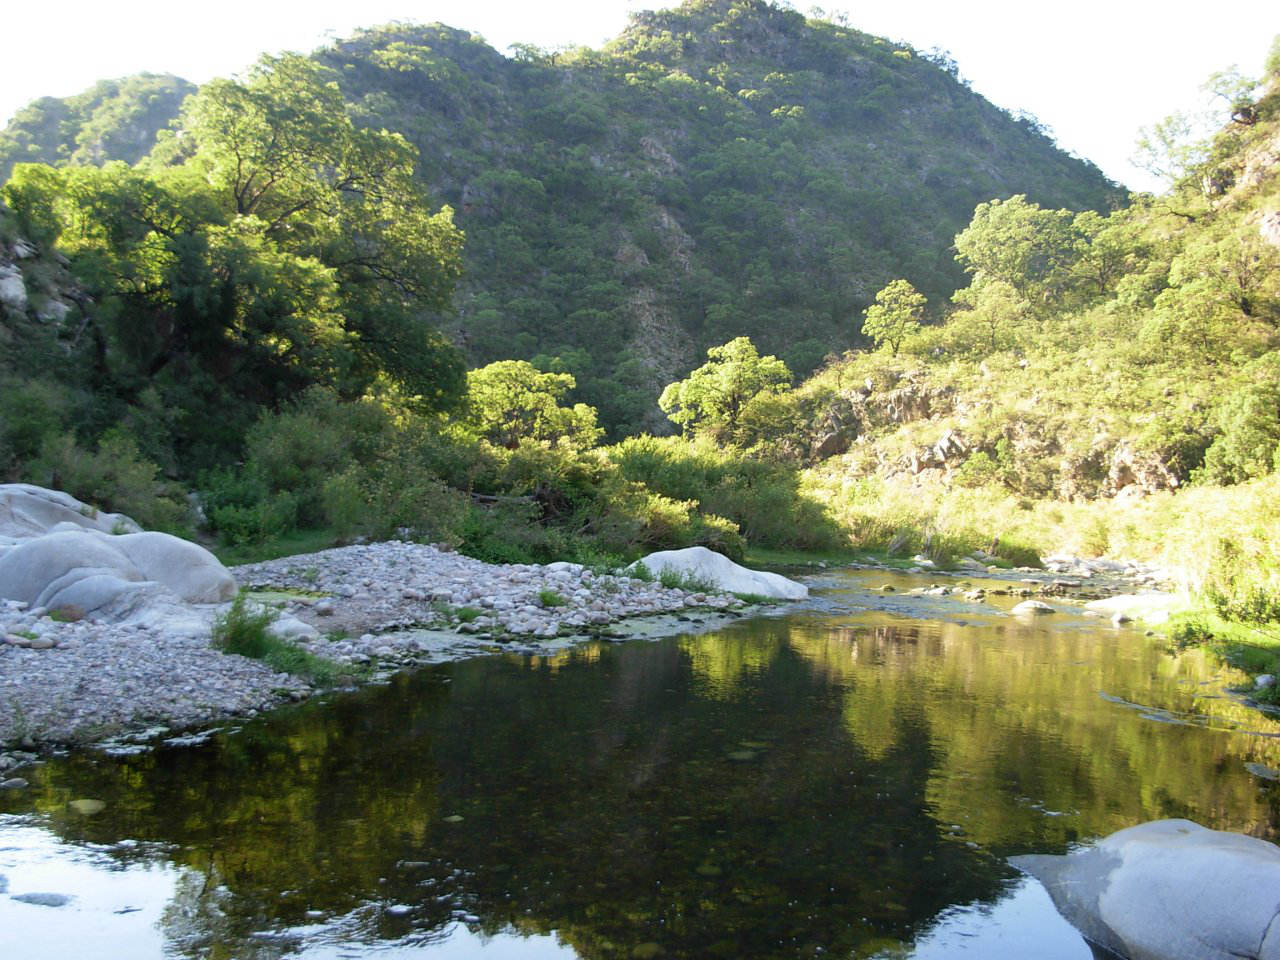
[0,483,140,544]
[630,546,808,600]
[1012,819,1280,960]
[0,484,235,620]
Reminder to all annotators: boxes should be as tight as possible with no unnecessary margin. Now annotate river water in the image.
[3,566,1279,959]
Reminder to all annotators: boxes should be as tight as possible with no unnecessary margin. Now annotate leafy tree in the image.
[172,53,466,402]
[659,337,791,438]
[464,360,603,450]
[1199,357,1280,484]
[2,54,466,467]
[861,279,925,354]
[953,195,1082,307]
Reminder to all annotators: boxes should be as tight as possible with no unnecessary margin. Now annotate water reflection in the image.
[2,568,1279,958]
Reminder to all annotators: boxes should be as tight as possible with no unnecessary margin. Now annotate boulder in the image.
[0,485,235,622]
[0,264,27,313]
[0,483,140,544]
[1012,600,1055,616]
[1012,819,1280,960]
[1084,593,1182,625]
[630,546,807,600]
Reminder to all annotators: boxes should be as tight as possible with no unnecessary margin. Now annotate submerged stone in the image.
[1012,819,1280,960]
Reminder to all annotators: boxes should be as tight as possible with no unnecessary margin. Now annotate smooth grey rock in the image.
[0,265,27,312]
[1012,600,1055,616]
[111,532,236,602]
[628,546,807,600]
[0,778,29,789]
[1084,592,1182,625]
[1012,819,1280,960]
[0,526,234,617]
[0,484,139,541]
[269,614,319,641]
[11,892,71,907]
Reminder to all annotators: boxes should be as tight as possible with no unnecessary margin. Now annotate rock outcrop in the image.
[0,484,235,622]
[629,546,808,600]
[1012,819,1280,960]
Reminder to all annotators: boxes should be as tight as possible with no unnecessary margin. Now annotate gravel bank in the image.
[0,542,753,765]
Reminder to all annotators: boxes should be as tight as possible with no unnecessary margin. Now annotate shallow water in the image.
[3,567,1279,959]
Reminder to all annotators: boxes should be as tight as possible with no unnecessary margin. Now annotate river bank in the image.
[0,530,1190,785]
[0,540,762,773]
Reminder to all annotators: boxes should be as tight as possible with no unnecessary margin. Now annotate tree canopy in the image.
[862,279,925,354]
[659,337,791,437]
[2,54,465,466]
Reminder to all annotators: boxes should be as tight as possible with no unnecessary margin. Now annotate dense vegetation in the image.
[0,3,1277,684]
[0,0,1118,434]
[0,73,195,178]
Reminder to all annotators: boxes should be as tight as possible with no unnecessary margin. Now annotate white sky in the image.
[3,1,1277,192]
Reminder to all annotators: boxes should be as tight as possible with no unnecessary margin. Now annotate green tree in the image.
[953,195,1082,307]
[464,360,603,450]
[173,53,466,402]
[1199,357,1280,484]
[861,279,925,354]
[2,54,466,467]
[659,337,791,438]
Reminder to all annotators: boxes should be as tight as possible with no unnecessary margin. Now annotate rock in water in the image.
[1012,600,1055,616]
[1011,819,1280,960]
[628,546,807,600]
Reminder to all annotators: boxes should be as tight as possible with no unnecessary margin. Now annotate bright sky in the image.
[4,1,1276,192]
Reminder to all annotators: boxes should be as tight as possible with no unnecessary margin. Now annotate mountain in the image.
[0,73,195,178]
[0,0,1120,433]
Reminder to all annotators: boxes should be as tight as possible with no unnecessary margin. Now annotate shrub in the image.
[212,594,338,685]
[30,429,187,531]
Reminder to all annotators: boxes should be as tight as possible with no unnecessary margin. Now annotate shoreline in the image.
[0,541,762,774]
[0,539,1185,781]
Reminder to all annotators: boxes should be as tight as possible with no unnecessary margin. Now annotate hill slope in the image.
[0,0,1119,432]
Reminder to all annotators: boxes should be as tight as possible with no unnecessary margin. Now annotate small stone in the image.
[12,893,71,908]
[314,600,335,616]
[1111,612,1133,626]
[69,798,106,815]
[28,638,55,651]
[1255,674,1276,690]
[1012,600,1055,616]
[1,778,29,790]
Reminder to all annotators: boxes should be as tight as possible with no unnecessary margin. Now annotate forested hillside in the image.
[0,74,195,178]
[0,0,1118,433]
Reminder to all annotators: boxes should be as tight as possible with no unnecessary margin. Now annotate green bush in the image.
[212,594,338,685]
[1198,370,1280,485]
[30,429,187,531]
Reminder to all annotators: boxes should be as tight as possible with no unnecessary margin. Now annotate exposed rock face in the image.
[0,263,27,314]
[1012,819,1280,960]
[629,546,808,599]
[1261,209,1280,249]
[0,484,235,620]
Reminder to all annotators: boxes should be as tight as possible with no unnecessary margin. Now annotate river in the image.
[2,565,1278,958]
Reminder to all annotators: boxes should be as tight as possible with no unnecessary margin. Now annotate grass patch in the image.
[743,546,862,568]
[538,589,568,608]
[455,606,484,622]
[211,527,343,566]
[212,594,339,686]
[658,568,718,593]
[1165,607,1280,703]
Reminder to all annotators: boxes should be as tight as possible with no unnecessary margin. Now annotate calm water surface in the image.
[3,567,1280,959]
